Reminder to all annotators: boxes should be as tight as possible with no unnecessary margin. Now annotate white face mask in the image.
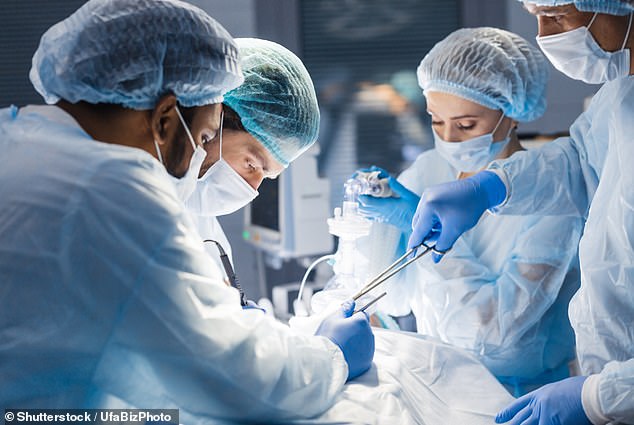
[186,111,259,217]
[536,12,633,84]
[155,106,208,203]
[433,112,511,173]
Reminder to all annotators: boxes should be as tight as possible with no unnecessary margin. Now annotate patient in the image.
[355,27,583,396]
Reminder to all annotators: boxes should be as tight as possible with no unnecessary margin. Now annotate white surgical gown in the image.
[189,213,233,275]
[0,105,347,423]
[380,149,583,396]
[490,76,634,423]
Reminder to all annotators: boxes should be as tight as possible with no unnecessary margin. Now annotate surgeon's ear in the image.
[150,94,179,146]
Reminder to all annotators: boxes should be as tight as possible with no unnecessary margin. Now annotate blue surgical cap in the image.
[223,38,320,167]
[417,27,549,122]
[30,0,244,110]
[518,0,633,15]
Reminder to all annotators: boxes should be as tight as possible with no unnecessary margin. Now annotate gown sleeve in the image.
[66,157,347,422]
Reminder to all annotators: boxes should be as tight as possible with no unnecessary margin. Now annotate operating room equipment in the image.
[243,144,332,262]
[353,291,387,314]
[348,168,393,198]
[324,199,372,289]
[352,241,441,301]
[303,180,373,316]
[204,239,247,306]
[294,253,335,316]
[292,173,406,319]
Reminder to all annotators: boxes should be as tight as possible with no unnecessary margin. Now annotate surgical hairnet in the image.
[417,27,549,122]
[30,0,244,110]
[518,0,633,15]
[223,38,320,167]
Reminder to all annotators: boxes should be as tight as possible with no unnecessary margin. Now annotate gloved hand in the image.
[352,165,389,180]
[495,376,591,425]
[315,300,375,381]
[358,177,420,234]
[407,171,506,262]
[242,299,265,313]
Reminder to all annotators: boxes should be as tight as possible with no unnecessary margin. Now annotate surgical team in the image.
[0,0,632,424]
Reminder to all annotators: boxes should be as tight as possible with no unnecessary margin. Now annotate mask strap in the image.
[491,112,505,135]
[621,12,633,51]
[587,12,598,30]
[218,109,225,161]
[175,105,197,151]
[154,140,164,164]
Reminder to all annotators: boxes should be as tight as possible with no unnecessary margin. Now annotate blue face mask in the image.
[433,113,512,172]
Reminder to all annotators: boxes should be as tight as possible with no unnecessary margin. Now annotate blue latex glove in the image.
[315,300,375,381]
[358,177,420,234]
[495,376,591,425]
[408,171,506,262]
[242,299,265,313]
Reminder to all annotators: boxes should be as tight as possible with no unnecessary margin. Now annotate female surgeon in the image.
[406,1,634,423]
[357,28,584,396]
[183,37,317,273]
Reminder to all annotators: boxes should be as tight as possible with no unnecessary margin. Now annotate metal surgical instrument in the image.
[353,291,387,314]
[352,241,447,301]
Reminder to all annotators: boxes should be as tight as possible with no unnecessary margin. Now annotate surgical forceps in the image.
[352,241,447,301]
[353,291,387,314]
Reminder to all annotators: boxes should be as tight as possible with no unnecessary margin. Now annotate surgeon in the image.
[407,1,634,424]
[356,28,583,396]
[185,38,318,277]
[0,0,374,422]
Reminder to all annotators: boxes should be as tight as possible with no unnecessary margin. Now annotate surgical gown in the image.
[189,213,233,275]
[490,76,634,423]
[380,149,583,396]
[0,105,347,423]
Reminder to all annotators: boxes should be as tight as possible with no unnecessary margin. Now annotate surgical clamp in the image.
[353,291,387,314]
[352,241,447,301]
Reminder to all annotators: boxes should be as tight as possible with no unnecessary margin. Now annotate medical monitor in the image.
[244,145,332,259]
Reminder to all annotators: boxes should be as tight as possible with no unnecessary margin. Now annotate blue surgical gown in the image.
[0,105,347,423]
[490,76,634,422]
[380,149,583,396]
